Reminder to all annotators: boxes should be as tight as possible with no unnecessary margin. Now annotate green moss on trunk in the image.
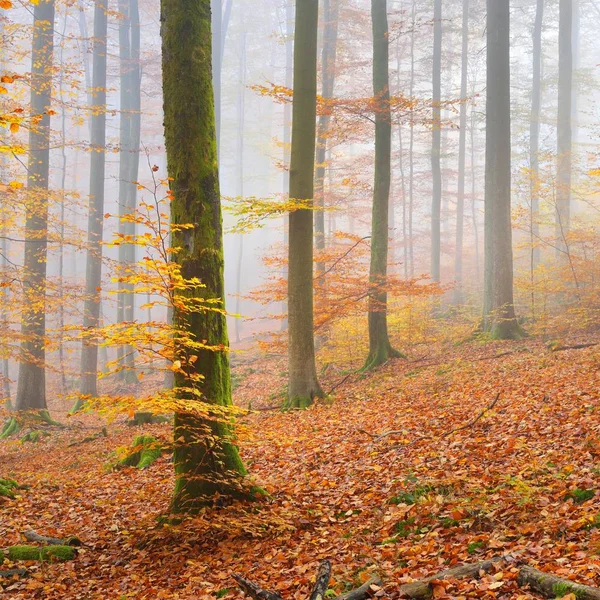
[161,0,249,513]
[5,545,76,562]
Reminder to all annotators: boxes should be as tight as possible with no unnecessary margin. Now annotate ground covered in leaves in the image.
[1,336,600,599]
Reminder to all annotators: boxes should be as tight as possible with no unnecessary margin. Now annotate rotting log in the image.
[2,545,77,562]
[399,557,507,599]
[517,565,600,600]
[0,568,28,579]
[337,577,383,600]
[22,530,81,547]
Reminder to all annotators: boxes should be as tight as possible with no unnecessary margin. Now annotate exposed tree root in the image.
[67,427,107,447]
[116,435,166,469]
[517,565,600,600]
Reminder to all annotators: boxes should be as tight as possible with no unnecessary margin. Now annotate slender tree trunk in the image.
[470,93,480,285]
[431,0,442,283]
[314,0,339,270]
[365,0,402,370]
[212,0,222,157]
[530,0,543,273]
[556,0,572,256]
[80,0,108,398]
[396,29,408,280]
[235,27,247,344]
[162,0,248,512]
[408,0,415,278]
[483,0,522,339]
[15,0,56,412]
[286,0,323,408]
[453,0,469,304]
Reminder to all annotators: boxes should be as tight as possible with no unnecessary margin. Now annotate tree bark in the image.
[517,566,600,600]
[365,0,402,370]
[483,0,522,339]
[286,0,323,408]
[431,0,442,283]
[161,0,248,512]
[15,0,56,411]
[79,0,108,398]
[453,0,468,304]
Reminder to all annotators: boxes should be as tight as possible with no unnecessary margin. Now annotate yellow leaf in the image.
[9,122,18,133]
[8,181,22,189]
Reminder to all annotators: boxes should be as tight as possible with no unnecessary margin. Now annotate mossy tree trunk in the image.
[430,0,442,284]
[483,0,523,340]
[286,0,324,408]
[364,0,402,371]
[80,0,108,398]
[161,0,248,513]
[15,0,55,412]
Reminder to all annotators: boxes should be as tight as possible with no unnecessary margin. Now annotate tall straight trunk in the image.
[80,0,108,397]
[365,0,402,370]
[556,0,572,255]
[408,0,415,277]
[396,31,408,280]
[286,0,323,408]
[162,0,247,512]
[431,0,442,283]
[0,97,10,407]
[15,0,56,411]
[281,0,293,332]
[77,0,93,136]
[572,0,579,147]
[530,0,543,271]
[211,0,222,156]
[314,0,339,268]
[470,91,480,284]
[483,0,522,339]
[453,0,469,304]
[235,27,247,344]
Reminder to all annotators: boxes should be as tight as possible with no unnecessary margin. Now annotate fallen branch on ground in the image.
[550,342,600,352]
[0,568,28,579]
[517,565,600,599]
[67,427,107,447]
[441,393,500,438]
[22,530,81,547]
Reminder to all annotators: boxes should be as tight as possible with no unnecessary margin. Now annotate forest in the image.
[1,0,600,597]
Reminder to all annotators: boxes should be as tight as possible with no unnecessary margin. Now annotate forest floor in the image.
[1,334,600,599]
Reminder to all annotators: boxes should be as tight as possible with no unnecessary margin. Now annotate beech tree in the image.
[79,0,108,399]
[15,0,56,413]
[431,0,442,283]
[482,0,522,340]
[286,0,323,408]
[364,0,401,370]
[162,0,248,512]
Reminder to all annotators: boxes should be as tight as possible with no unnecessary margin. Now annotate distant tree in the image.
[79,0,108,399]
[15,0,56,413]
[530,0,543,271]
[286,0,323,408]
[483,0,523,340]
[364,0,402,370]
[453,0,468,305]
[556,0,572,255]
[314,0,340,269]
[431,0,442,283]
[162,0,248,512]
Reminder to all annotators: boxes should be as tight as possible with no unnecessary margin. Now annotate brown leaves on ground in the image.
[1,336,600,599]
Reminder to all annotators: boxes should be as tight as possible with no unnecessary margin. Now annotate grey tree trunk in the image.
[15,0,56,412]
[80,0,108,397]
[396,29,408,280]
[530,0,543,272]
[314,0,339,269]
[364,0,402,370]
[483,0,522,340]
[408,0,416,278]
[556,0,572,255]
[286,0,323,408]
[453,0,469,305]
[431,0,442,283]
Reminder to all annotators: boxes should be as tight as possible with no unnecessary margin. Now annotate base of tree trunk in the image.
[488,319,526,341]
[363,343,404,372]
[284,381,325,410]
[0,418,20,440]
[116,435,165,470]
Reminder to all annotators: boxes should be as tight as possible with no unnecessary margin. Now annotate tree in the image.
[15,0,56,413]
[431,0,442,283]
[483,0,522,340]
[556,0,572,255]
[530,0,543,271]
[79,0,108,399]
[314,0,340,269]
[364,0,402,370]
[161,0,248,512]
[453,0,468,305]
[286,0,323,408]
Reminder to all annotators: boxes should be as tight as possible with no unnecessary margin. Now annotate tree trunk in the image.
[483,0,522,339]
[530,0,543,272]
[365,0,402,370]
[408,0,415,278]
[15,0,56,412]
[80,0,108,398]
[556,0,572,256]
[453,0,468,305]
[161,0,248,512]
[431,0,442,283]
[286,0,323,408]
[314,0,339,270]
[212,0,222,157]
